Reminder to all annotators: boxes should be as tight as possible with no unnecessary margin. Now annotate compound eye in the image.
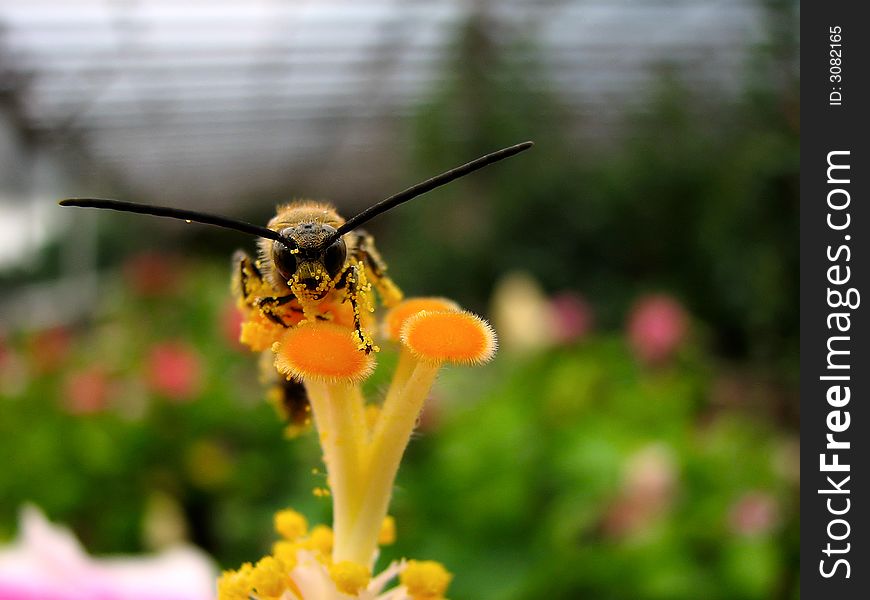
[323,238,347,278]
[273,237,298,281]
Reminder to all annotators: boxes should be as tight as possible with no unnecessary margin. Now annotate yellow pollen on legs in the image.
[240,314,284,351]
[352,329,380,353]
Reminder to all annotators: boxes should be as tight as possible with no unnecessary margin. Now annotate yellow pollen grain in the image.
[272,541,299,569]
[329,561,371,595]
[401,310,497,365]
[274,509,308,540]
[249,556,287,597]
[378,515,396,545]
[400,560,452,599]
[384,297,461,340]
[274,322,375,383]
[305,524,334,555]
[217,563,253,600]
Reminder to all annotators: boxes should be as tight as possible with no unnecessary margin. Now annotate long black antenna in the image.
[58,198,291,244]
[59,141,534,248]
[328,141,534,244]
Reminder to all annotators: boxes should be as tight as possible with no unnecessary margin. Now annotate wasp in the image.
[243,196,415,352]
[60,142,533,425]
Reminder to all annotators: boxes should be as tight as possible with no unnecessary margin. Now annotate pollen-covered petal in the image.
[400,310,497,365]
[274,322,375,383]
[400,560,452,599]
[384,297,461,340]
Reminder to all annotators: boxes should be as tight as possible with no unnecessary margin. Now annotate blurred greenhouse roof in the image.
[1,0,764,208]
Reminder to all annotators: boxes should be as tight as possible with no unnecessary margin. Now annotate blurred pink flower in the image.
[729,491,780,536]
[603,444,678,538]
[27,327,72,374]
[627,294,688,364]
[220,302,246,351]
[0,506,216,600]
[146,342,203,402]
[549,292,593,344]
[123,252,181,297]
[62,367,112,415]
[0,333,29,396]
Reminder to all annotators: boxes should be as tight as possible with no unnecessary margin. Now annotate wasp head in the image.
[271,223,347,300]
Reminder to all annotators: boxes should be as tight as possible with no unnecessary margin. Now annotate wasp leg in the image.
[232,250,264,310]
[233,251,301,326]
[335,262,378,354]
[256,295,301,327]
[351,231,403,307]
